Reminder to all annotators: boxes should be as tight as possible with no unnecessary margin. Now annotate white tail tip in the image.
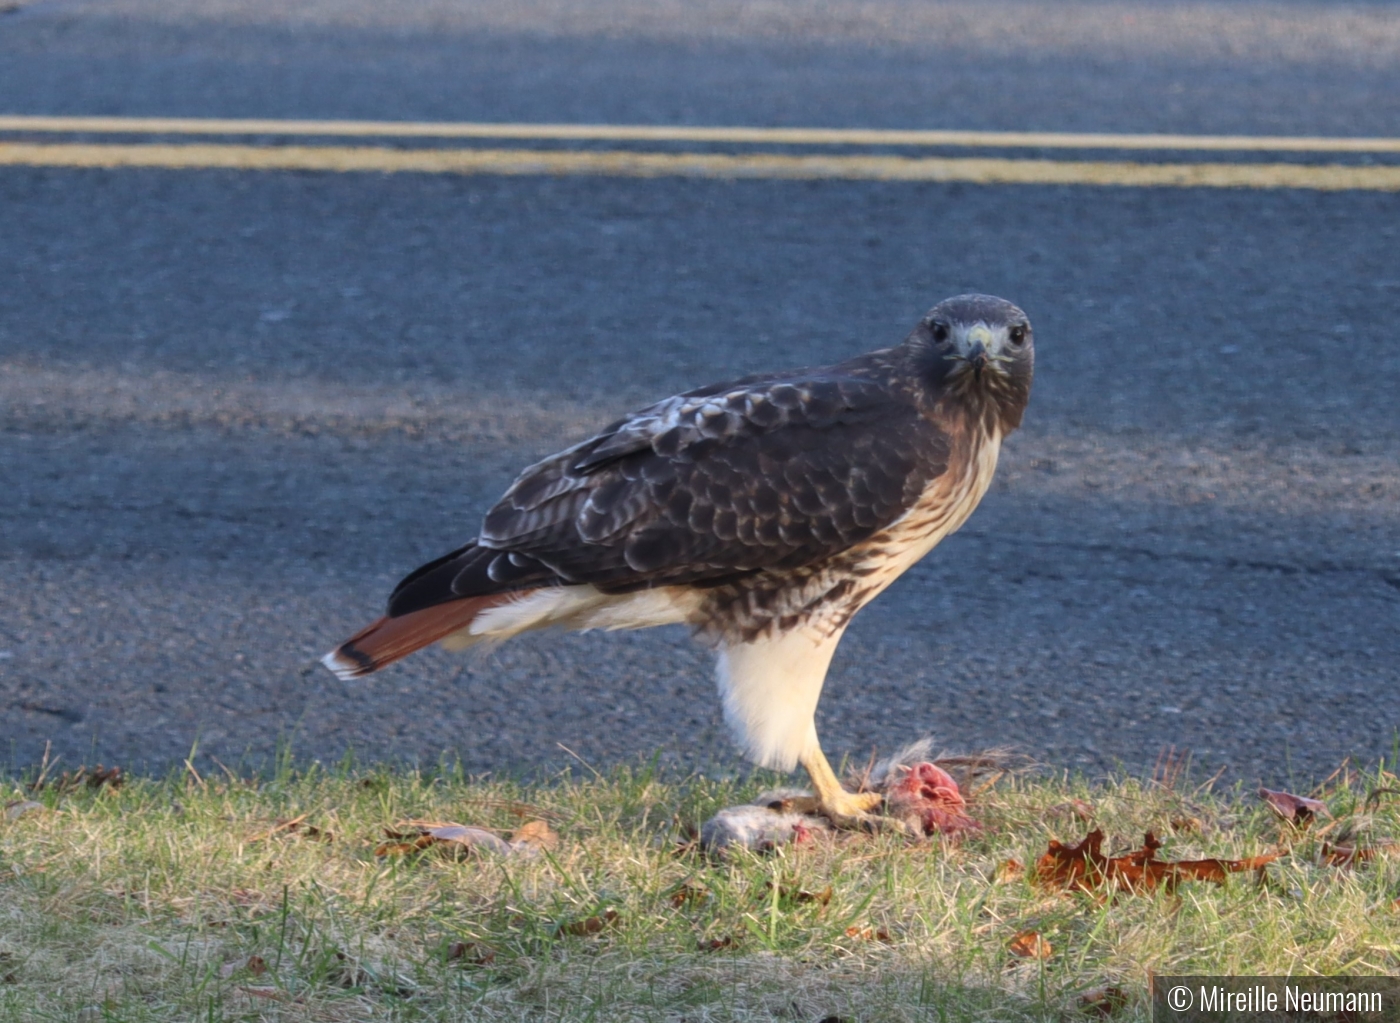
[321,648,370,682]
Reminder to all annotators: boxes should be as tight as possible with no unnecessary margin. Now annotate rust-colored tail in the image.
[320,594,521,680]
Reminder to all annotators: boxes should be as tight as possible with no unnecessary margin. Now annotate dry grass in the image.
[3,752,1400,1021]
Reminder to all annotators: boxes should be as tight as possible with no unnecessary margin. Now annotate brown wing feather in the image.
[477,355,950,593]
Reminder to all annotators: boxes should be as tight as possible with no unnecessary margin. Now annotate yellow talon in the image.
[800,745,890,830]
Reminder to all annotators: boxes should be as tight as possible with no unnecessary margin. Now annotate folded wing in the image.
[388,361,950,619]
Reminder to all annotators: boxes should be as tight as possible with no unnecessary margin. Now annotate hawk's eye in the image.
[930,322,949,343]
[1008,325,1027,346]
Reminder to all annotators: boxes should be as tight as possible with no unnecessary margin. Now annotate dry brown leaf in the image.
[249,815,334,843]
[997,858,1025,881]
[844,925,893,942]
[510,819,558,850]
[238,986,304,1004]
[556,907,621,937]
[375,820,552,859]
[427,825,514,858]
[1007,930,1052,959]
[375,836,433,857]
[446,941,496,966]
[469,797,563,822]
[229,888,265,908]
[1258,787,1328,827]
[668,879,710,907]
[1035,829,1281,894]
[220,955,267,980]
[250,813,306,841]
[1322,840,1400,867]
[1049,799,1096,822]
[1079,985,1128,1016]
[34,765,123,794]
[765,881,833,905]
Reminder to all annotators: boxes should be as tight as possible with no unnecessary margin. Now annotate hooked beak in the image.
[966,340,988,376]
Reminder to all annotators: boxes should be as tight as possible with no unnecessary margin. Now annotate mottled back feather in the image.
[388,352,952,616]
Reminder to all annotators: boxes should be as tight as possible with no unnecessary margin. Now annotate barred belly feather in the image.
[709,422,1001,770]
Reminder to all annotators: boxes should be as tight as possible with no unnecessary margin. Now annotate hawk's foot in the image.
[799,745,914,833]
[818,789,905,833]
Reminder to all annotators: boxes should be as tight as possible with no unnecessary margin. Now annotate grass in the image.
[3,751,1400,1022]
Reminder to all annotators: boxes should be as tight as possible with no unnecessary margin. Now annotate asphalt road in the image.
[1,0,1398,785]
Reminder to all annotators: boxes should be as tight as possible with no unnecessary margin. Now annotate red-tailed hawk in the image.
[324,294,1034,828]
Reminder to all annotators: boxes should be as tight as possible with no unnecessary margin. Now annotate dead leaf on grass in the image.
[1035,829,1280,894]
[1007,930,1052,959]
[1049,799,1096,822]
[375,819,555,859]
[766,881,832,905]
[238,986,303,1004]
[844,925,893,942]
[510,819,558,849]
[1259,787,1328,827]
[220,955,267,979]
[249,815,333,843]
[229,888,266,908]
[4,800,45,820]
[668,879,710,907]
[446,941,496,966]
[34,765,123,794]
[468,797,563,822]
[375,823,514,859]
[1079,985,1128,1016]
[1322,840,1400,867]
[997,858,1025,881]
[556,907,621,937]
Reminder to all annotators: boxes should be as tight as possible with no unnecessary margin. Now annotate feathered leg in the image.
[715,625,895,830]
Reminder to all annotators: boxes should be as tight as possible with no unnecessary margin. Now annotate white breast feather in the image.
[853,426,1003,597]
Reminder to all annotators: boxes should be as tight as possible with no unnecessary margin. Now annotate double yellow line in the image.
[3,115,1399,191]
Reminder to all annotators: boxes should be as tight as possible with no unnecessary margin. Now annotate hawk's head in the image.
[908,293,1034,430]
